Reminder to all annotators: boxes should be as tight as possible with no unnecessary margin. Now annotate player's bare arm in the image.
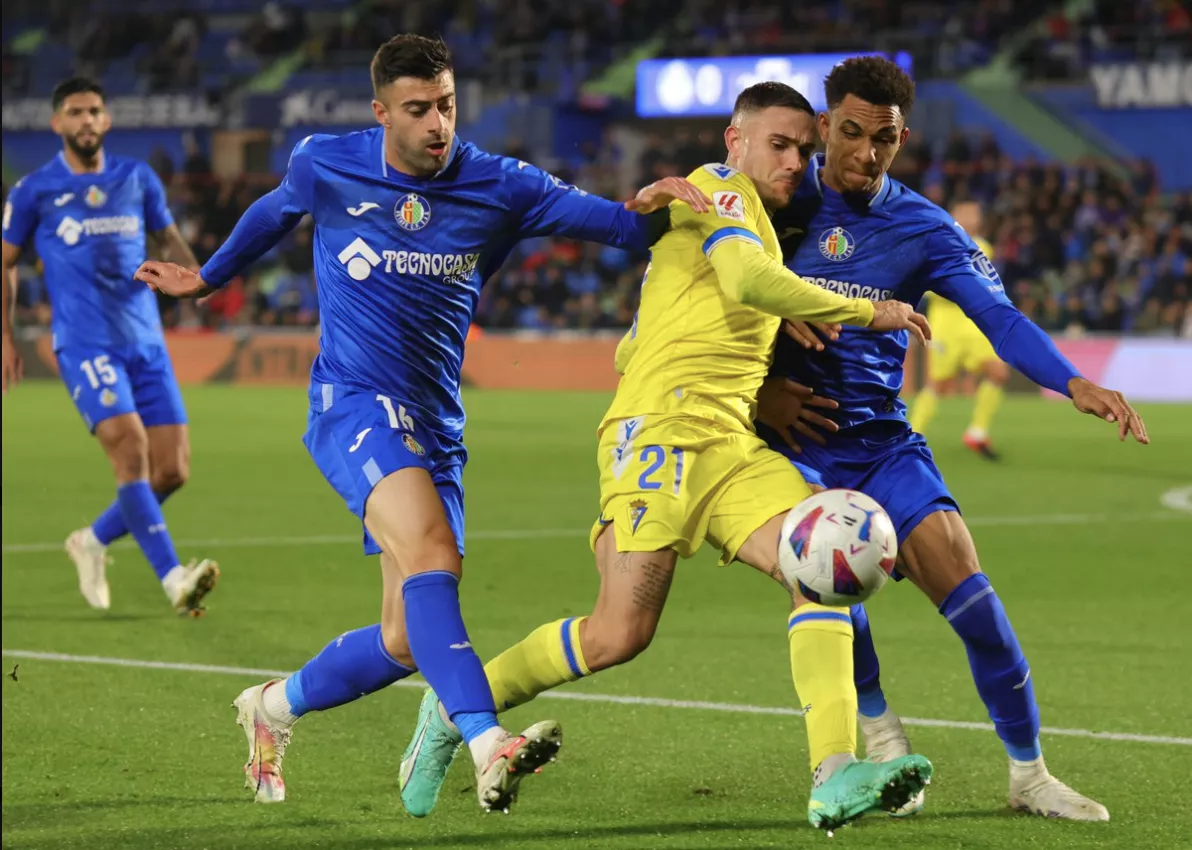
[1,240,23,394]
[755,377,839,453]
[134,261,213,299]
[782,319,842,352]
[626,176,712,215]
[150,224,200,272]
[1067,377,1149,444]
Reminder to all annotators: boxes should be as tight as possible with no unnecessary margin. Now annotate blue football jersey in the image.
[201,127,665,438]
[771,155,1013,430]
[1,152,173,350]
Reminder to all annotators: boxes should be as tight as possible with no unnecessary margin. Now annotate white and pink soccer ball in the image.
[777,489,898,607]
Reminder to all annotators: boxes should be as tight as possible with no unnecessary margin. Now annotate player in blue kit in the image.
[1,77,219,616]
[759,57,1149,822]
[135,34,710,813]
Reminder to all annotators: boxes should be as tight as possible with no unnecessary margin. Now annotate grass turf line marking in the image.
[3,649,1189,748]
[2,511,1187,555]
[1160,485,1192,515]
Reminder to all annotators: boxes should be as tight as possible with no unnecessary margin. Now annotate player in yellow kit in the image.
[398,82,934,834]
[909,201,1010,458]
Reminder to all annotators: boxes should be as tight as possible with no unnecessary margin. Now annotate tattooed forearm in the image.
[631,560,673,613]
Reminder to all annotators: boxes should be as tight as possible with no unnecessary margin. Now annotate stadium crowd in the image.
[11,0,1175,100]
[5,132,1189,338]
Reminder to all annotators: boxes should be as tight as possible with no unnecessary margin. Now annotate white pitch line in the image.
[2,511,1186,555]
[1161,486,1192,515]
[3,649,1189,747]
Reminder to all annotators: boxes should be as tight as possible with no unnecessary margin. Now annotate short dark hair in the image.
[51,77,105,111]
[370,34,453,94]
[824,57,915,116]
[732,82,814,121]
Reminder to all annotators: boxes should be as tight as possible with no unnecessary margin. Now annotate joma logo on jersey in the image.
[55,215,140,245]
[806,277,893,302]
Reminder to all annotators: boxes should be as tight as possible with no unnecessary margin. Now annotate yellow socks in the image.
[788,605,857,772]
[908,386,938,434]
[484,617,590,711]
[968,380,1004,437]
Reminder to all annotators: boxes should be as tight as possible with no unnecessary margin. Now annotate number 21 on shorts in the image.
[637,445,685,494]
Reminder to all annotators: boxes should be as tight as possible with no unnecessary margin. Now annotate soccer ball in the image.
[777,489,898,607]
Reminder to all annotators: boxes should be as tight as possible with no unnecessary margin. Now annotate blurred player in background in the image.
[398,82,934,836]
[1,77,219,616]
[762,57,1147,821]
[908,200,1010,458]
[136,34,712,814]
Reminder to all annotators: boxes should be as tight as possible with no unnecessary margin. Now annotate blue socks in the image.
[115,480,179,580]
[850,604,889,718]
[284,624,414,716]
[93,488,173,546]
[941,573,1042,761]
[402,571,499,743]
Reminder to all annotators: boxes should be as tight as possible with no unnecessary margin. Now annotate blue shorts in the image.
[55,342,187,434]
[303,384,467,557]
[758,420,958,575]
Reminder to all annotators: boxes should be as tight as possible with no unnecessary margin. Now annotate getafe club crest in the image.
[395,193,431,232]
[818,226,854,262]
[84,185,107,208]
[402,432,426,457]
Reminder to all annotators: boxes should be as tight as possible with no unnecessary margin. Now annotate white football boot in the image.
[233,679,292,803]
[65,528,111,610]
[1009,757,1109,821]
[164,558,220,616]
[859,708,925,816]
[474,720,563,813]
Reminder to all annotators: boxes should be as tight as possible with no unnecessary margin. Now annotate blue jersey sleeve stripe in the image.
[702,226,762,257]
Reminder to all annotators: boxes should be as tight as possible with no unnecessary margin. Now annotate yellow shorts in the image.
[589,415,812,565]
[926,312,999,383]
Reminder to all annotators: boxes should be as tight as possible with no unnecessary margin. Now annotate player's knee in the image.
[579,615,656,671]
[393,532,461,579]
[150,460,188,495]
[97,418,150,482]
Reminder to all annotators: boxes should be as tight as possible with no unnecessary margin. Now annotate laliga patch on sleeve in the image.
[712,191,746,222]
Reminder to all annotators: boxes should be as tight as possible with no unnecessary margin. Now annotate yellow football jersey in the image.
[602,164,785,434]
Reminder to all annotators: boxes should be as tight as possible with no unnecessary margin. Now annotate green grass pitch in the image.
[3,382,1191,849]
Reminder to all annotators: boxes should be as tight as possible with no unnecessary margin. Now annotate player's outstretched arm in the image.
[150,224,200,272]
[510,161,710,252]
[138,137,315,299]
[1,241,22,394]
[929,225,1147,444]
[707,237,931,343]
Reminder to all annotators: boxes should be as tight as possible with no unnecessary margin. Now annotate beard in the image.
[65,132,103,161]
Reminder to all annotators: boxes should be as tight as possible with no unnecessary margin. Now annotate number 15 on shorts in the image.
[636,445,685,494]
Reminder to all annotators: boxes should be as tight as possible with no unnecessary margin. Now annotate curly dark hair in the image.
[370,34,453,95]
[824,57,915,116]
